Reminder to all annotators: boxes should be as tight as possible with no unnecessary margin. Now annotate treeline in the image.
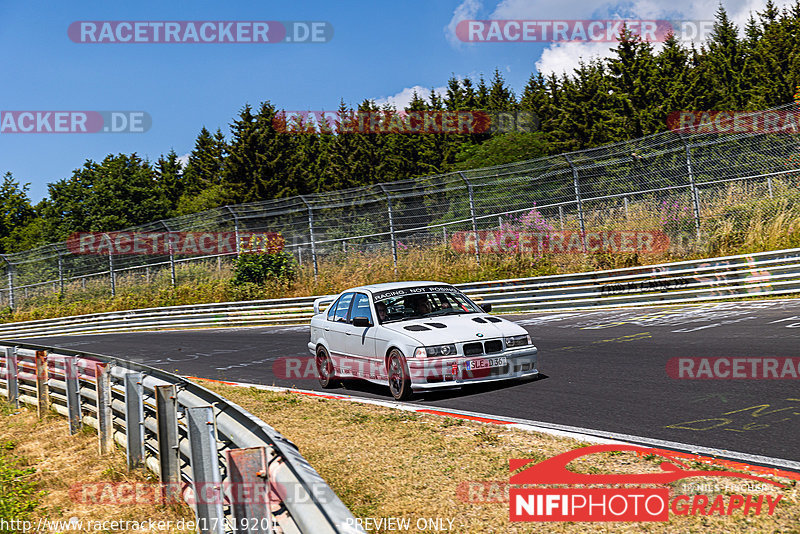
[2,3,800,254]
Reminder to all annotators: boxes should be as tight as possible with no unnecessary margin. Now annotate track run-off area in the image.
[15,299,800,469]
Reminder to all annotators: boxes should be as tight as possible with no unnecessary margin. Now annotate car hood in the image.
[381,314,526,345]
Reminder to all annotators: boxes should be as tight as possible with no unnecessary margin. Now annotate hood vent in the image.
[472,317,487,324]
[426,322,447,329]
[486,317,501,323]
[404,325,431,331]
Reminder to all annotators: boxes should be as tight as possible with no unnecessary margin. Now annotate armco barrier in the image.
[0,342,363,534]
[1,247,800,340]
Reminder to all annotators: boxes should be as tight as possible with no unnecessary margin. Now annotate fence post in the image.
[299,196,318,279]
[564,155,587,252]
[1,255,14,310]
[108,249,116,297]
[124,371,145,469]
[558,206,564,230]
[155,385,181,503]
[35,350,49,418]
[378,185,398,272]
[57,253,65,297]
[64,356,82,434]
[5,347,18,408]
[95,363,114,454]
[459,172,480,265]
[186,406,226,534]
[682,140,702,239]
[226,447,272,534]
[225,206,241,257]
[161,222,177,287]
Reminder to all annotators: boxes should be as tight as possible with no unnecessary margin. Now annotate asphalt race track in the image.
[15,299,800,464]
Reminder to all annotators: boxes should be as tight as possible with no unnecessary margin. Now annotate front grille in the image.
[463,342,483,356]
[484,340,503,353]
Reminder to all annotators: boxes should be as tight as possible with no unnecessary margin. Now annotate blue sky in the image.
[0,0,782,202]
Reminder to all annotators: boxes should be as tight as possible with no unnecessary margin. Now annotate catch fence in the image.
[2,103,800,309]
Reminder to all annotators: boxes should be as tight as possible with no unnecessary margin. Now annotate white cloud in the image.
[535,41,619,76]
[374,85,448,111]
[445,0,483,47]
[484,0,798,75]
[177,153,189,169]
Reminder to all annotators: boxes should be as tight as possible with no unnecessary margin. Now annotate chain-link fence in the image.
[2,103,800,309]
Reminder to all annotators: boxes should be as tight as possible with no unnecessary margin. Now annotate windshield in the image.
[374,287,482,323]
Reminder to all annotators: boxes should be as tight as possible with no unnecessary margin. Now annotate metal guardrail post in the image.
[5,347,18,408]
[378,185,398,272]
[156,384,181,503]
[35,350,49,418]
[299,196,318,279]
[96,363,114,454]
[459,172,480,265]
[186,406,226,534]
[64,356,82,434]
[564,155,587,252]
[226,447,272,534]
[125,371,145,468]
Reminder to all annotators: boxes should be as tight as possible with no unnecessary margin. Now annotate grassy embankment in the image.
[3,179,800,324]
[0,401,193,533]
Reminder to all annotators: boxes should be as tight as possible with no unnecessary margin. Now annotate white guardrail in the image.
[1,247,799,340]
[0,342,363,534]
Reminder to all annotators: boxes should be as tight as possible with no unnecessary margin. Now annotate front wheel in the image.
[387,349,412,401]
[316,346,339,389]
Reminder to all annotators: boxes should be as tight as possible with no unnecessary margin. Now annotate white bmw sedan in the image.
[307,281,538,400]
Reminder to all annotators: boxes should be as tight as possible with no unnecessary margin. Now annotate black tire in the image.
[387,349,412,401]
[316,346,339,389]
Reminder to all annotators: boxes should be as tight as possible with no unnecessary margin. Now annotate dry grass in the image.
[0,402,194,533]
[202,384,800,534]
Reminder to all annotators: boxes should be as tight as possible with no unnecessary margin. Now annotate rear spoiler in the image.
[313,296,337,315]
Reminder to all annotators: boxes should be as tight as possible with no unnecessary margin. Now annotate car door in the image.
[324,293,355,369]
[345,293,380,379]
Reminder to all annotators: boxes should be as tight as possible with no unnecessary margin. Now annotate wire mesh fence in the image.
[2,102,800,310]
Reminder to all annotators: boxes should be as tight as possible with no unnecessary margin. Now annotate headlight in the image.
[505,334,531,348]
[415,344,456,357]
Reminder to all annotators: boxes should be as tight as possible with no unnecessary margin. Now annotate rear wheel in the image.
[316,346,339,389]
[387,349,412,400]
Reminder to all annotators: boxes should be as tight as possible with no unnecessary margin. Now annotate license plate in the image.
[465,356,507,371]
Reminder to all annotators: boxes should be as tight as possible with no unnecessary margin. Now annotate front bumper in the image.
[407,346,538,391]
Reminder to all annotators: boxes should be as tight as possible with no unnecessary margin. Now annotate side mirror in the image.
[480,303,493,313]
[352,316,373,328]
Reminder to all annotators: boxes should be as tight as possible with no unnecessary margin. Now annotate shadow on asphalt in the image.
[331,373,549,403]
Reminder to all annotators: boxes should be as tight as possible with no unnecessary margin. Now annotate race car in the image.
[308,281,539,400]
